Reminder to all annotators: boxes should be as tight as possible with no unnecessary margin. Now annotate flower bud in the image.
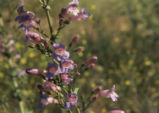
[69,35,79,47]
[93,94,100,100]
[84,56,98,64]
[89,63,96,69]
[26,68,46,76]
[76,72,81,76]
[92,86,102,93]
[74,46,83,52]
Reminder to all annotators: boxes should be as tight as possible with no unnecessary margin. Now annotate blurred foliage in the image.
[0,0,159,113]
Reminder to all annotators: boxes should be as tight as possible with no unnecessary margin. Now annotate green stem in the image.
[41,0,54,41]
[68,109,73,113]
[19,101,25,113]
[76,106,81,113]
[13,77,25,113]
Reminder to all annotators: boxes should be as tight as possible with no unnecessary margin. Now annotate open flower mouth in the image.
[68,97,77,103]
[49,67,58,73]
[55,48,65,55]
[67,7,79,16]
[62,62,72,68]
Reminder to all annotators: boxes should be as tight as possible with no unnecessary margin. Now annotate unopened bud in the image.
[26,68,46,76]
[84,56,98,64]
[93,94,100,100]
[76,72,81,76]
[89,63,96,69]
[93,86,102,93]
[74,47,83,52]
[69,35,79,47]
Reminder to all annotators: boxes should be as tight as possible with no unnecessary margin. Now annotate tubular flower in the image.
[65,93,78,108]
[15,6,39,30]
[53,43,69,61]
[43,81,61,93]
[26,68,46,76]
[69,35,79,47]
[61,59,75,73]
[61,73,73,84]
[25,30,44,44]
[84,56,98,64]
[39,93,58,110]
[99,85,119,102]
[108,110,125,113]
[46,63,61,79]
[60,0,89,22]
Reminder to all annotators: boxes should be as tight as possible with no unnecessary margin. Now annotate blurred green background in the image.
[0,0,159,113]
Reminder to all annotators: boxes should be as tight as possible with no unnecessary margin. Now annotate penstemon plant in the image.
[15,0,125,113]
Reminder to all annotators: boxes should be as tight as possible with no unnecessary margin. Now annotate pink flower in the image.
[26,68,46,76]
[25,30,43,44]
[108,110,125,113]
[84,56,98,64]
[69,35,79,47]
[99,85,119,102]
[43,81,61,93]
[89,63,96,69]
[61,73,73,84]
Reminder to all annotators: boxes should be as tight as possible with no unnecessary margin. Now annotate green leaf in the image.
[73,88,79,94]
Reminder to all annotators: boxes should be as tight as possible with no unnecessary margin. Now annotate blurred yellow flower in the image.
[29,52,35,58]
[81,30,86,35]
[114,37,120,44]
[78,52,83,57]
[44,109,48,113]
[0,72,4,78]
[128,59,134,66]
[23,90,29,96]
[101,108,107,113]
[89,111,95,113]
[144,60,151,66]
[15,42,21,49]
[125,80,131,86]
[82,40,87,45]
[84,71,90,77]
[53,30,58,35]
[90,4,96,10]
[79,78,86,84]
[89,15,93,20]
[4,64,9,69]
[20,58,27,64]
[91,83,96,88]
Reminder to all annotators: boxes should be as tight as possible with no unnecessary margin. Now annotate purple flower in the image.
[69,0,79,6]
[61,59,75,73]
[69,35,79,47]
[53,43,69,61]
[15,6,39,30]
[61,73,73,84]
[43,80,61,93]
[108,110,125,113]
[99,85,119,102]
[25,30,43,44]
[46,63,61,79]
[68,8,90,21]
[39,93,58,110]
[60,0,89,22]
[26,68,46,76]
[84,56,98,64]
[65,93,78,108]
[67,0,79,16]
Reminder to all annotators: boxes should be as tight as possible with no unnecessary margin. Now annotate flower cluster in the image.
[59,0,90,24]
[16,0,125,112]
